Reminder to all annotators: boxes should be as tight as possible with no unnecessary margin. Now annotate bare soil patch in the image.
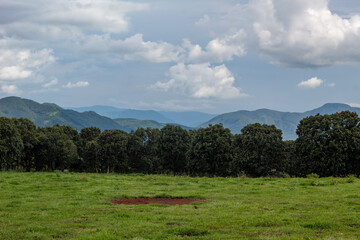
[110,197,209,205]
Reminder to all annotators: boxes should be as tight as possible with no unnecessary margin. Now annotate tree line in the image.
[0,111,359,177]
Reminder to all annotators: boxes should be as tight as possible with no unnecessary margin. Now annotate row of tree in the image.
[0,111,359,177]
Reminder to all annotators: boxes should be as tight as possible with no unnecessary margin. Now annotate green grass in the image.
[0,172,359,239]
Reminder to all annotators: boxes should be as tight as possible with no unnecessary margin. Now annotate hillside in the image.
[0,97,184,132]
[113,118,165,132]
[0,97,120,131]
[202,103,360,140]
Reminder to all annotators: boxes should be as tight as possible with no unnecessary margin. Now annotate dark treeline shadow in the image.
[0,111,359,177]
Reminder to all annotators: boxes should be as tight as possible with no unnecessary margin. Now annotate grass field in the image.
[0,172,359,239]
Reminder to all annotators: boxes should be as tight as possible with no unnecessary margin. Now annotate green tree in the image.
[158,125,190,174]
[0,117,24,170]
[35,125,79,171]
[295,111,360,176]
[80,127,101,170]
[83,140,101,172]
[233,123,285,177]
[127,128,150,173]
[98,130,129,173]
[142,128,161,173]
[12,118,38,171]
[187,124,234,176]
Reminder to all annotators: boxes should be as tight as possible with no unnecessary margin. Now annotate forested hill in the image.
[2,96,360,139]
[201,103,360,140]
[0,96,121,131]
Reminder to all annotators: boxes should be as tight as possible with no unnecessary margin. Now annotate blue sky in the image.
[1,0,360,113]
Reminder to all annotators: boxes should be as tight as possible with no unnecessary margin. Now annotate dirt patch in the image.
[110,197,209,205]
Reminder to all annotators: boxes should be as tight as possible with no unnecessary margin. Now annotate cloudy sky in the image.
[1,0,360,113]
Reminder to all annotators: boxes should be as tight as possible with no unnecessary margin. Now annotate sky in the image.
[1,0,360,114]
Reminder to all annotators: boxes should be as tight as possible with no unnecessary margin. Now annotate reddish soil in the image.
[110,197,209,205]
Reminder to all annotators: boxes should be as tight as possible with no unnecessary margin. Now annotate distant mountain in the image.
[67,106,215,127]
[0,97,121,131]
[68,105,125,117]
[0,97,190,132]
[201,103,360,140]
[68,106,173,123]
[4,97,359,139]
[305,103,360,116]
[113,118,165,132]
[159,111,216,127]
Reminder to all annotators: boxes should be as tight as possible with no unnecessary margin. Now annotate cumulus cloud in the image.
[1,0,148,36]
[247,0,360,67]
[82,34,182,63]
[183,31,246,63]
[1,84,21,94]
[0,66,31,81]
[297,77,324,89]
[63,81,89,88]
[42,78,58,88]
[153,63,246,99]
[0,48,55,82]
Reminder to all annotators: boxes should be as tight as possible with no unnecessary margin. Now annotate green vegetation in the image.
[1,111,360,177]
[202,103,360,140]
[0,172,359,239]
[0,96,120,131]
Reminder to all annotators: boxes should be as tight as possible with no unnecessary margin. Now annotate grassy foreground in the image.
[0,172,359,240]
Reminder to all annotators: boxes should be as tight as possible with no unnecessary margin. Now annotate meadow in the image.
[0,172,359,240]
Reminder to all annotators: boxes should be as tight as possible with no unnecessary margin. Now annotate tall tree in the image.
[12,118,39,171]
[158,125,190,174]
[35,125,79,171]
[233,123,285,177]
[187,124,234,176]
[295,111,360,176]
[0,117,24,170]
[98,130,129,173]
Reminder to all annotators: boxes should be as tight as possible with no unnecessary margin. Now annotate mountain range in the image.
[68,106,216,127]
[2,96,360,140]
[202,103,360,140]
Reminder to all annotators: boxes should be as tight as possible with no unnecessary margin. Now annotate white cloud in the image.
[195,14,210,25]
[0,48,56,82]
[80,34,183,63]
[297,77,324,89]
[1,0,148,35]
[63,81,89,88]
[42,78,58,88]
[0,66,32,80]
[183,31,246,63]
[153,63,247,99]
[247,0,360,67]
[1,84,21,94]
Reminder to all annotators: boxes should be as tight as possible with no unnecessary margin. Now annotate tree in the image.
[80,127,101,170]
[34,125,79,171]
[0,117,24,170]
[158,125,190,174]
[187,124,234,176]
[98,130,129,173]
[12,118,38,171]
[295,111,360,176]
[233,123,285,177]
[127,128,150,173]
[83,140,101,172]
